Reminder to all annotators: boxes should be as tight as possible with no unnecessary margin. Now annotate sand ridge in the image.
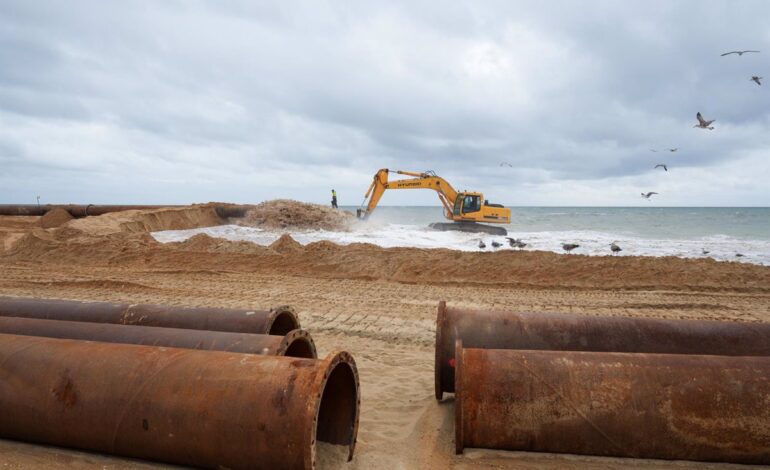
[38,208,73,229]
[65,204,225,236]
[5,227,768,293]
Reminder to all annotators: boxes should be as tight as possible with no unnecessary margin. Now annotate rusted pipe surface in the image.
[0,297,300,335]
[0,204,249,218]
[0,204,180,217]
[0,334,359,469]
[435,301,770,399]
[0,317,316,358]
[455,343,770,464]
[0,204,48,216]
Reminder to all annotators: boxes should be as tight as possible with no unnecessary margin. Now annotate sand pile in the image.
[39,208,73,229]
[270,234,304,253]
[174,233,273,255]
[0,216,43,253]
[67,205,223,236]
[238,200,355,231]
[7,229,158,265]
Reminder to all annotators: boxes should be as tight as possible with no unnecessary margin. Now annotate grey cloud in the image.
[0,0,768,205]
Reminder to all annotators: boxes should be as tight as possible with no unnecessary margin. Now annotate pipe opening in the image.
[315,361,358,466]
[284,336,316,359]
[268,309,300,335]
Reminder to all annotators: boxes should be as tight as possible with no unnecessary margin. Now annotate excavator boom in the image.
[357,169,510,234]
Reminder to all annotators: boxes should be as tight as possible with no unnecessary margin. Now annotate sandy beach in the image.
[1,203,769,469]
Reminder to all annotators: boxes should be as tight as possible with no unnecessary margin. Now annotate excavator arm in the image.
[358,169,459,220]
[357,168,511,232]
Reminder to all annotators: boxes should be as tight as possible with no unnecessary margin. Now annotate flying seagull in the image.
[499,162,514,167]
[641,191,658,200]
[655,164,668,172]
[751,76,763,86]
[667,148,679,152]
[649,149,658,152]
[562,243,580,253]
[478,240,486,249]
[694,112,715,130]
[610,242,622,255]
[721,50,760,56]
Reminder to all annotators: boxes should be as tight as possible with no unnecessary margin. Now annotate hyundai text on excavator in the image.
[356,169,511,236]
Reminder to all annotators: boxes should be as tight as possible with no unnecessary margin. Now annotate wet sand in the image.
[0,204,768,469]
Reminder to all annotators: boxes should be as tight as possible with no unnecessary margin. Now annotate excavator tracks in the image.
[428,222,508,236]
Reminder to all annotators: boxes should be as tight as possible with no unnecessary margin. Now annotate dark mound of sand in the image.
[39,208,73,229]
[175,233,271,255]
[269,234,304,254]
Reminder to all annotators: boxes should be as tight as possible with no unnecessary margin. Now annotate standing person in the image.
[331,189,338,209]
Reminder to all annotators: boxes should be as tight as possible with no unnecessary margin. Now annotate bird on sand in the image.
[641,192,658,200]
[478,240,486,249]
[721,50,760,57]
[655,164,668,172]
[610,242,622,255]
[736,253,745,258]
[751,76,763,86]
[491,240,502,249]
[562,243,580,253]
[702,248,710,255]
[694,112,715,130]
[515,241,527,250]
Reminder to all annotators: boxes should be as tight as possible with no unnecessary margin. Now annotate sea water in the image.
[152,206,770,266]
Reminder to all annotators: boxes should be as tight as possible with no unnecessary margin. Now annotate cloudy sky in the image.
[1,1,769,207]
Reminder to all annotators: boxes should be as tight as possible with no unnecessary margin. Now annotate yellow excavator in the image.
[357,169,511,235]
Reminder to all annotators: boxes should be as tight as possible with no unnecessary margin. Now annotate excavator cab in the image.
[453,193,482,216]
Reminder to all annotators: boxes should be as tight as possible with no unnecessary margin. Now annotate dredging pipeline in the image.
[0,204,248,218]
[0,297,300,335]
[435,301,770,399]
[454,344,770,464]
[0,316,316,358]
[0,334,360,470]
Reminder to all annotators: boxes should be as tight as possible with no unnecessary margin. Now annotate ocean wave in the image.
[152,223,770,266]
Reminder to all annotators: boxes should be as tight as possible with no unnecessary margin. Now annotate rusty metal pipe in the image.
[435,301,770,399]
[0,204,248,218]
[0,316,316,358]
[0,297,300,335]
[455,343,770,464]
[0,334,360,469]
[0,204,180,217]
[0,204,48,216]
